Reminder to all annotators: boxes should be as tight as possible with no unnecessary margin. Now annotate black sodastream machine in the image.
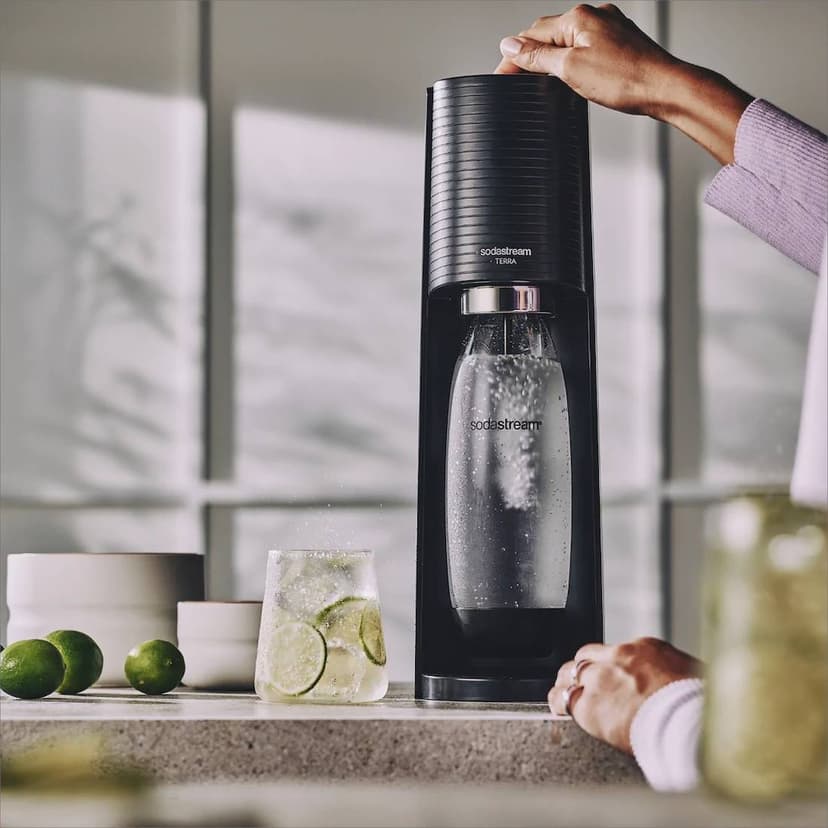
[414,74,603,702]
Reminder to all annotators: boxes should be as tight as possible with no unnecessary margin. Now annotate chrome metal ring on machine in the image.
[460,285,545,315]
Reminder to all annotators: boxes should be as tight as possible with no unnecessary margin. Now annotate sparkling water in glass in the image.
[255,549,389,703]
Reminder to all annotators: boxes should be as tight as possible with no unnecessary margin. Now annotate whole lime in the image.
[0,639,65,699]
[45,630,104,694]
[124,640,185,695]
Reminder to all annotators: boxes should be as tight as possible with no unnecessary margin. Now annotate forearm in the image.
[653,62,753,165]
[652,58,827,273]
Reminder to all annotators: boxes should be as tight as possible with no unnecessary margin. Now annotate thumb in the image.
[499,36,569,77]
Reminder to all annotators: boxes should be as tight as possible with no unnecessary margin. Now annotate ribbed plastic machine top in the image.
[426,74,591,293]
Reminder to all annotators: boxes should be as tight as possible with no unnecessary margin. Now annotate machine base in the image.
[417,674,553,703]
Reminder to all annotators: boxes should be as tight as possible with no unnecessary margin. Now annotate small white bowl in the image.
[177,601,262,691]
[6,553,204,686]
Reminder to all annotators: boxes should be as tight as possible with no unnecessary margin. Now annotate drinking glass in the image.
[254,549,389,703]
[701,494,827,801]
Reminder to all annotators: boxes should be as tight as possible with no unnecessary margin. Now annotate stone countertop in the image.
[2,781,826,828]
[5,686,825,827]
[1,683,642,785]
[0,682,563,721]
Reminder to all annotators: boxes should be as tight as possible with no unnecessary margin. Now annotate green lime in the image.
[0,639,65,699]
[124,640,185,695]
[267,622,327,696]
[45,630,104,694]
[314,596,367,645]
[359,600,386,666]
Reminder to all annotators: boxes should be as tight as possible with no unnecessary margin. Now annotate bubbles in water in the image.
[308,645,366,701]
[446,352,572,610]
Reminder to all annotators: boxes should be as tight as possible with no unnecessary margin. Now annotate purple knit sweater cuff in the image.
[704,99,828,274]
[735,98,828,214]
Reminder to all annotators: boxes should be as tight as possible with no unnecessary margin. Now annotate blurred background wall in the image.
[1,0,825,678]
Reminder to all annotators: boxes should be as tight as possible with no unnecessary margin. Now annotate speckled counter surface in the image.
[1,682,641,785]
[3,781,827,828]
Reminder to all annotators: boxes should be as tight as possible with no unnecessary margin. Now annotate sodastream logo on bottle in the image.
[469,417,543,431]
[479,246,533,265]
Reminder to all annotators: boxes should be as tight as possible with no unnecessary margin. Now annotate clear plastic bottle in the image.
[446,309,572,628]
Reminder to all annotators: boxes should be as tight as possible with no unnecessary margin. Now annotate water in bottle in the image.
[446,311,572,655]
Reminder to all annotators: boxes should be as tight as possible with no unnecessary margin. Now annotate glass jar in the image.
[702,494,827,801]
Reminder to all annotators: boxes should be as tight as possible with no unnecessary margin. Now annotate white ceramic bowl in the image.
[6,553,204,686]
[178,601,262,691]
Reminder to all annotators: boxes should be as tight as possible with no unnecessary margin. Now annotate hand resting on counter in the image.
[548,637,701,754]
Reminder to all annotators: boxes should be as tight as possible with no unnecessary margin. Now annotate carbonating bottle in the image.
[446,301,572,653]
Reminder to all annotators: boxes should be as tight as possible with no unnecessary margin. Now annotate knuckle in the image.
[625,654,646,674]
[524,43,547,69]
[637,636,665,651]
[571,3,597,22]
[574,643,597,661]
[579,664,598,687]
[615,641,637,660]
[556,660,574,684]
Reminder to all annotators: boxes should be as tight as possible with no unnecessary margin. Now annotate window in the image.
[2,0,825,678]
[0,1,203,619]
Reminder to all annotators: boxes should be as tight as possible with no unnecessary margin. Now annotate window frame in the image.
[1,1,805,654]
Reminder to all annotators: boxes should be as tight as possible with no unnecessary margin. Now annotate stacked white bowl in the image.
[6,553,204,686]
[177,601,262,690]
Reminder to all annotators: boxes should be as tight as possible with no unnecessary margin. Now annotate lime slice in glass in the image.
[314,596,367,645]
[359,600,387,666]
[268,622,327,696]
[309,645,366,701]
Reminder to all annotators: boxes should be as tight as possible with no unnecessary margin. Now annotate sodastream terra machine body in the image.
[415,74,603,702]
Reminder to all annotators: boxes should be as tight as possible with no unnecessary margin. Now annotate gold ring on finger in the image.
[573,659,592,683]
[561,683,579,716]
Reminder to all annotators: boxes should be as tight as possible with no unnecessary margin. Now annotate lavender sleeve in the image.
[630,103,828,794]
[704,98,828,274]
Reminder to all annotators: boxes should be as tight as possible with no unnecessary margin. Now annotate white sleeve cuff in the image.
[791,243,828,509]
[630,678,705,792]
